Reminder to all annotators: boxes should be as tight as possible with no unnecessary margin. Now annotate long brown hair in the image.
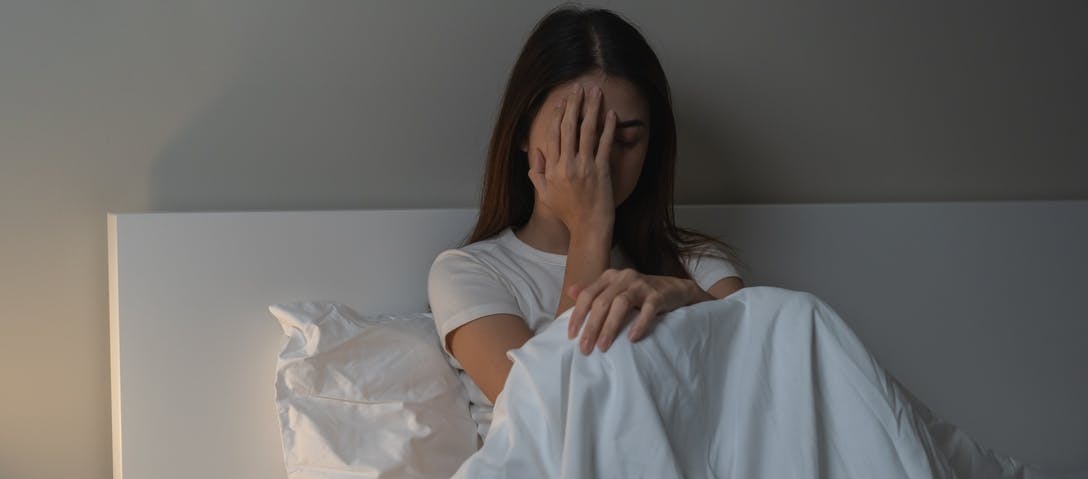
[461,4,749,279]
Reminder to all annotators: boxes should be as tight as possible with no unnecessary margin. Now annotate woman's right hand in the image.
[527,83,619,233]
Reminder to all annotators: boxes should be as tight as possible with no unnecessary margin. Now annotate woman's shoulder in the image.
[433,235,503,263]
[677,240,726,260]
[431,247,488,273]
[677,239,740,269]
[427,234,523,315]
[430,231,514,280]
[433,228,515,263]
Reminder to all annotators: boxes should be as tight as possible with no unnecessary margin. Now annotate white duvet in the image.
[452,286,1071,479]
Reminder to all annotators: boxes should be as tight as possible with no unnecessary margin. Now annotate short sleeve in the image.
[682,246,744,292]
[427,250,525,356]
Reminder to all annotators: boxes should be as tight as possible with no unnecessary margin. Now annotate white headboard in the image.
[107,201,1088,478]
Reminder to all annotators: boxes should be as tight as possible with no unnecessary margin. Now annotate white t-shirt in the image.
[426,226,743,440]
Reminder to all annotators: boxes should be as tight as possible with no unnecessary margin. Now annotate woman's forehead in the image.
[544,74,648,116]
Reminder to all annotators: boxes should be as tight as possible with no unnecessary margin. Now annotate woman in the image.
[427,5,747,441]
[429,7,1065,479]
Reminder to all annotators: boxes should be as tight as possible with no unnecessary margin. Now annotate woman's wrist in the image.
[568,219,613,243]
[556,224,613,319]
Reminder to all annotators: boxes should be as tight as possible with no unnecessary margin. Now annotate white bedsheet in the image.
[452,286,1068,479]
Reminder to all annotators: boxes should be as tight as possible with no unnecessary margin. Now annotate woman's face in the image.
[520,71,650,207]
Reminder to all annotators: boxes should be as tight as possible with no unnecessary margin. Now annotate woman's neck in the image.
[513,207,572,255]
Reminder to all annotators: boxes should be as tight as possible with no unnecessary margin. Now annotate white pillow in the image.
[270,300,479,478]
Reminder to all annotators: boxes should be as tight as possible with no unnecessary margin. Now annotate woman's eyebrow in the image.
[579,115,646,128]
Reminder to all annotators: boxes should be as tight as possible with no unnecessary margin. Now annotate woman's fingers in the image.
[579,86,601,160]
[596,291,637,352]
[578,276,630,355]
[560,83,583,166]
[596,109,617,165]
[628,295,661,342]
[568,273,609,339]
[565,272,688,352]
[545,98,564,172]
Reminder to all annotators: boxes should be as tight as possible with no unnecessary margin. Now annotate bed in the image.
[107,201,1088,478]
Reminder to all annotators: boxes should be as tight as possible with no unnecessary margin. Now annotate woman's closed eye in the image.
[585,124,639,147]
[586,130,637,148]
[583,120,640,147]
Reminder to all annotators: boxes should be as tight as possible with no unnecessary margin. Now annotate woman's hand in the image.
[527,83,618,232]
[566,268,702,355]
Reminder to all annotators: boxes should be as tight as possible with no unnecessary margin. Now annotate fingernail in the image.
[598,335,610,351]
[580,338,590,355]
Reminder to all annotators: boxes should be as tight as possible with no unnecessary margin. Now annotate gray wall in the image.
[0,1,1084,478]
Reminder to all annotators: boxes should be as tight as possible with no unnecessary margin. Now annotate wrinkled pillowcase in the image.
[270,300,479,479]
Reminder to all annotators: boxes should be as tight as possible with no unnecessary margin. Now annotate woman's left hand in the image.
[566,268,704,355]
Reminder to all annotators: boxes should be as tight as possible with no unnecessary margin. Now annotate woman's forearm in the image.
[554,224,613,318]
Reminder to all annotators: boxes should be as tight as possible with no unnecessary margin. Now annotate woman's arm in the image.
[555,225,613,319]
[445,223,613,404]
[446,313,534,404]
[698,276,745,302]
